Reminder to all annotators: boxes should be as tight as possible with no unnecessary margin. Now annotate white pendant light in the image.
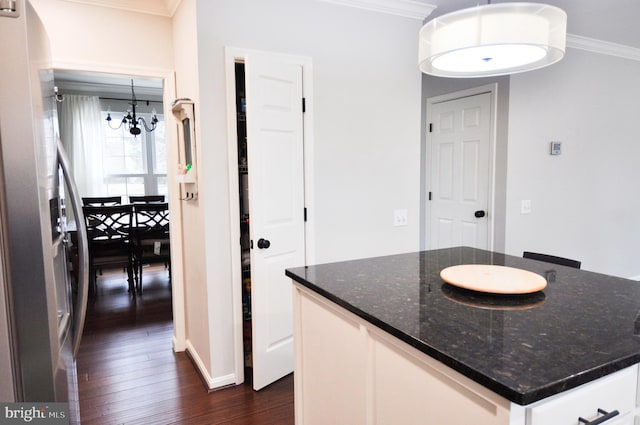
[419,2,567,78]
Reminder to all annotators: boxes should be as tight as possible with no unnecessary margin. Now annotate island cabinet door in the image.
[371,331,513,425]
[293,284,513,425]
[293,286,368,425]
[523,364,637,425]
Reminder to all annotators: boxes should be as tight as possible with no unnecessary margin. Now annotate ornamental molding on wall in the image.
[567,34,640,62]
[318,0,640,62]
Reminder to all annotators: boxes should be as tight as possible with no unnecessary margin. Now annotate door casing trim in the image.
[224,47,315,386]
[51,62,186,352]
[424,83,498,251]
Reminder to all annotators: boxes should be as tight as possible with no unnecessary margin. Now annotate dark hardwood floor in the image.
[77,266,294,425]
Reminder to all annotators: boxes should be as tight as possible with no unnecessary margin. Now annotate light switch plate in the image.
[521,200,532,214]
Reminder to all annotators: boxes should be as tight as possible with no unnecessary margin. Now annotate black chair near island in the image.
[522,251,582,269]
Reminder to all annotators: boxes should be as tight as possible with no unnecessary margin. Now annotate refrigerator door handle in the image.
[56,138,89,358]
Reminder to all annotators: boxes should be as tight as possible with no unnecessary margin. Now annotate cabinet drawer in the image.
[528,365,637,425]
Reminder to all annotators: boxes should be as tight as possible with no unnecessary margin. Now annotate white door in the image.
[428,92,492,250]
[245,53,306,390]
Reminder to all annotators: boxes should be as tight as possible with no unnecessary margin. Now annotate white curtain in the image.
[58,95,105,197]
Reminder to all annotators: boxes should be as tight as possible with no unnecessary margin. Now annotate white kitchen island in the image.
[286,248,640,425]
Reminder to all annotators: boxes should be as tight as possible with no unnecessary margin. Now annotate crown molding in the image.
[567,34,640,62]
[164,0,182,17]
[317,0,436,20]
[58,0,174,17]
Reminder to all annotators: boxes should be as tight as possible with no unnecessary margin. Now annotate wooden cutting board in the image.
[440,264,547,294]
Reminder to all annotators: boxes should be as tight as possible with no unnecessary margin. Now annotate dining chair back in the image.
[82,196,122,206]
[523,251,581,269]
[83,204,134,295]
[132,202,171,294]
[129,195,165,203]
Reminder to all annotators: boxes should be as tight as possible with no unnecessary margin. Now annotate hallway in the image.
[77,267,294,424]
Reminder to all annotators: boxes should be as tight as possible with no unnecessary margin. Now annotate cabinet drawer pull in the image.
[578,408,619,425]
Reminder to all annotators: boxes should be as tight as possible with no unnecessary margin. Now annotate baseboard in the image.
[209,374,238,392]
[628,275,640,281]
[185,340,238,392]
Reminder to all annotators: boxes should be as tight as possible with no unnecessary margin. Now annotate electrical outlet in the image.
[394,209,408,226]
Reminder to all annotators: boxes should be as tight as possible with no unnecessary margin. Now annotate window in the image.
[101,111,167,198]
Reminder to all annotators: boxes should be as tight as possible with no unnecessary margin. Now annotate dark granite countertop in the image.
[285,247,640,405]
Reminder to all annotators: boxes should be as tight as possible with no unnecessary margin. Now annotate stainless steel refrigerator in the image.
[0,1,89,423]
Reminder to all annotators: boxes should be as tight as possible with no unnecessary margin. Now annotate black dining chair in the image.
[131,202,171,294]
[83,204,135,296]
[129,195,165,203]
[82,196,122,206]
[523,251,581,269]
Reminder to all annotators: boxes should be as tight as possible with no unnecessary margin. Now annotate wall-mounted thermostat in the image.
[550,141,562,155]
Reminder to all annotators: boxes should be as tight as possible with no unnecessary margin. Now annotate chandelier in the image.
[106,79,159,136]
[419,2,567,78]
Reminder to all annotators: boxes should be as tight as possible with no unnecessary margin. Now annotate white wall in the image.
[196,0,423,263]
[31,0,427,388]
[30,0,173,73]
[172,0,213,377]
[192,0,424,384]
[505,48,640,278]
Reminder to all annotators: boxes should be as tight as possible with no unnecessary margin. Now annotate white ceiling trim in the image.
[317,0,436,20]
[567,34,640,62]
[58,0,173,17]
[164,0,182,17]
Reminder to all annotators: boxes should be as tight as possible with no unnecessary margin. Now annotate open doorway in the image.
[51,68,191,424]
[53,69,173,300]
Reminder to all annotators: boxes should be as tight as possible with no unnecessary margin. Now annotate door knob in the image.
[257,238,271,249]
[474,210,486,218]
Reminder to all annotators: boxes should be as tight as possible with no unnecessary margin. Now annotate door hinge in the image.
[250,239,253,249]
[428,191,432,201]
[429,123,433,133]
[302,97,306,113]
[304,207,307,222]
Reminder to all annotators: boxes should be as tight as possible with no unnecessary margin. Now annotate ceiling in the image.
[56,0,640,90]
[68,0,640,49]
